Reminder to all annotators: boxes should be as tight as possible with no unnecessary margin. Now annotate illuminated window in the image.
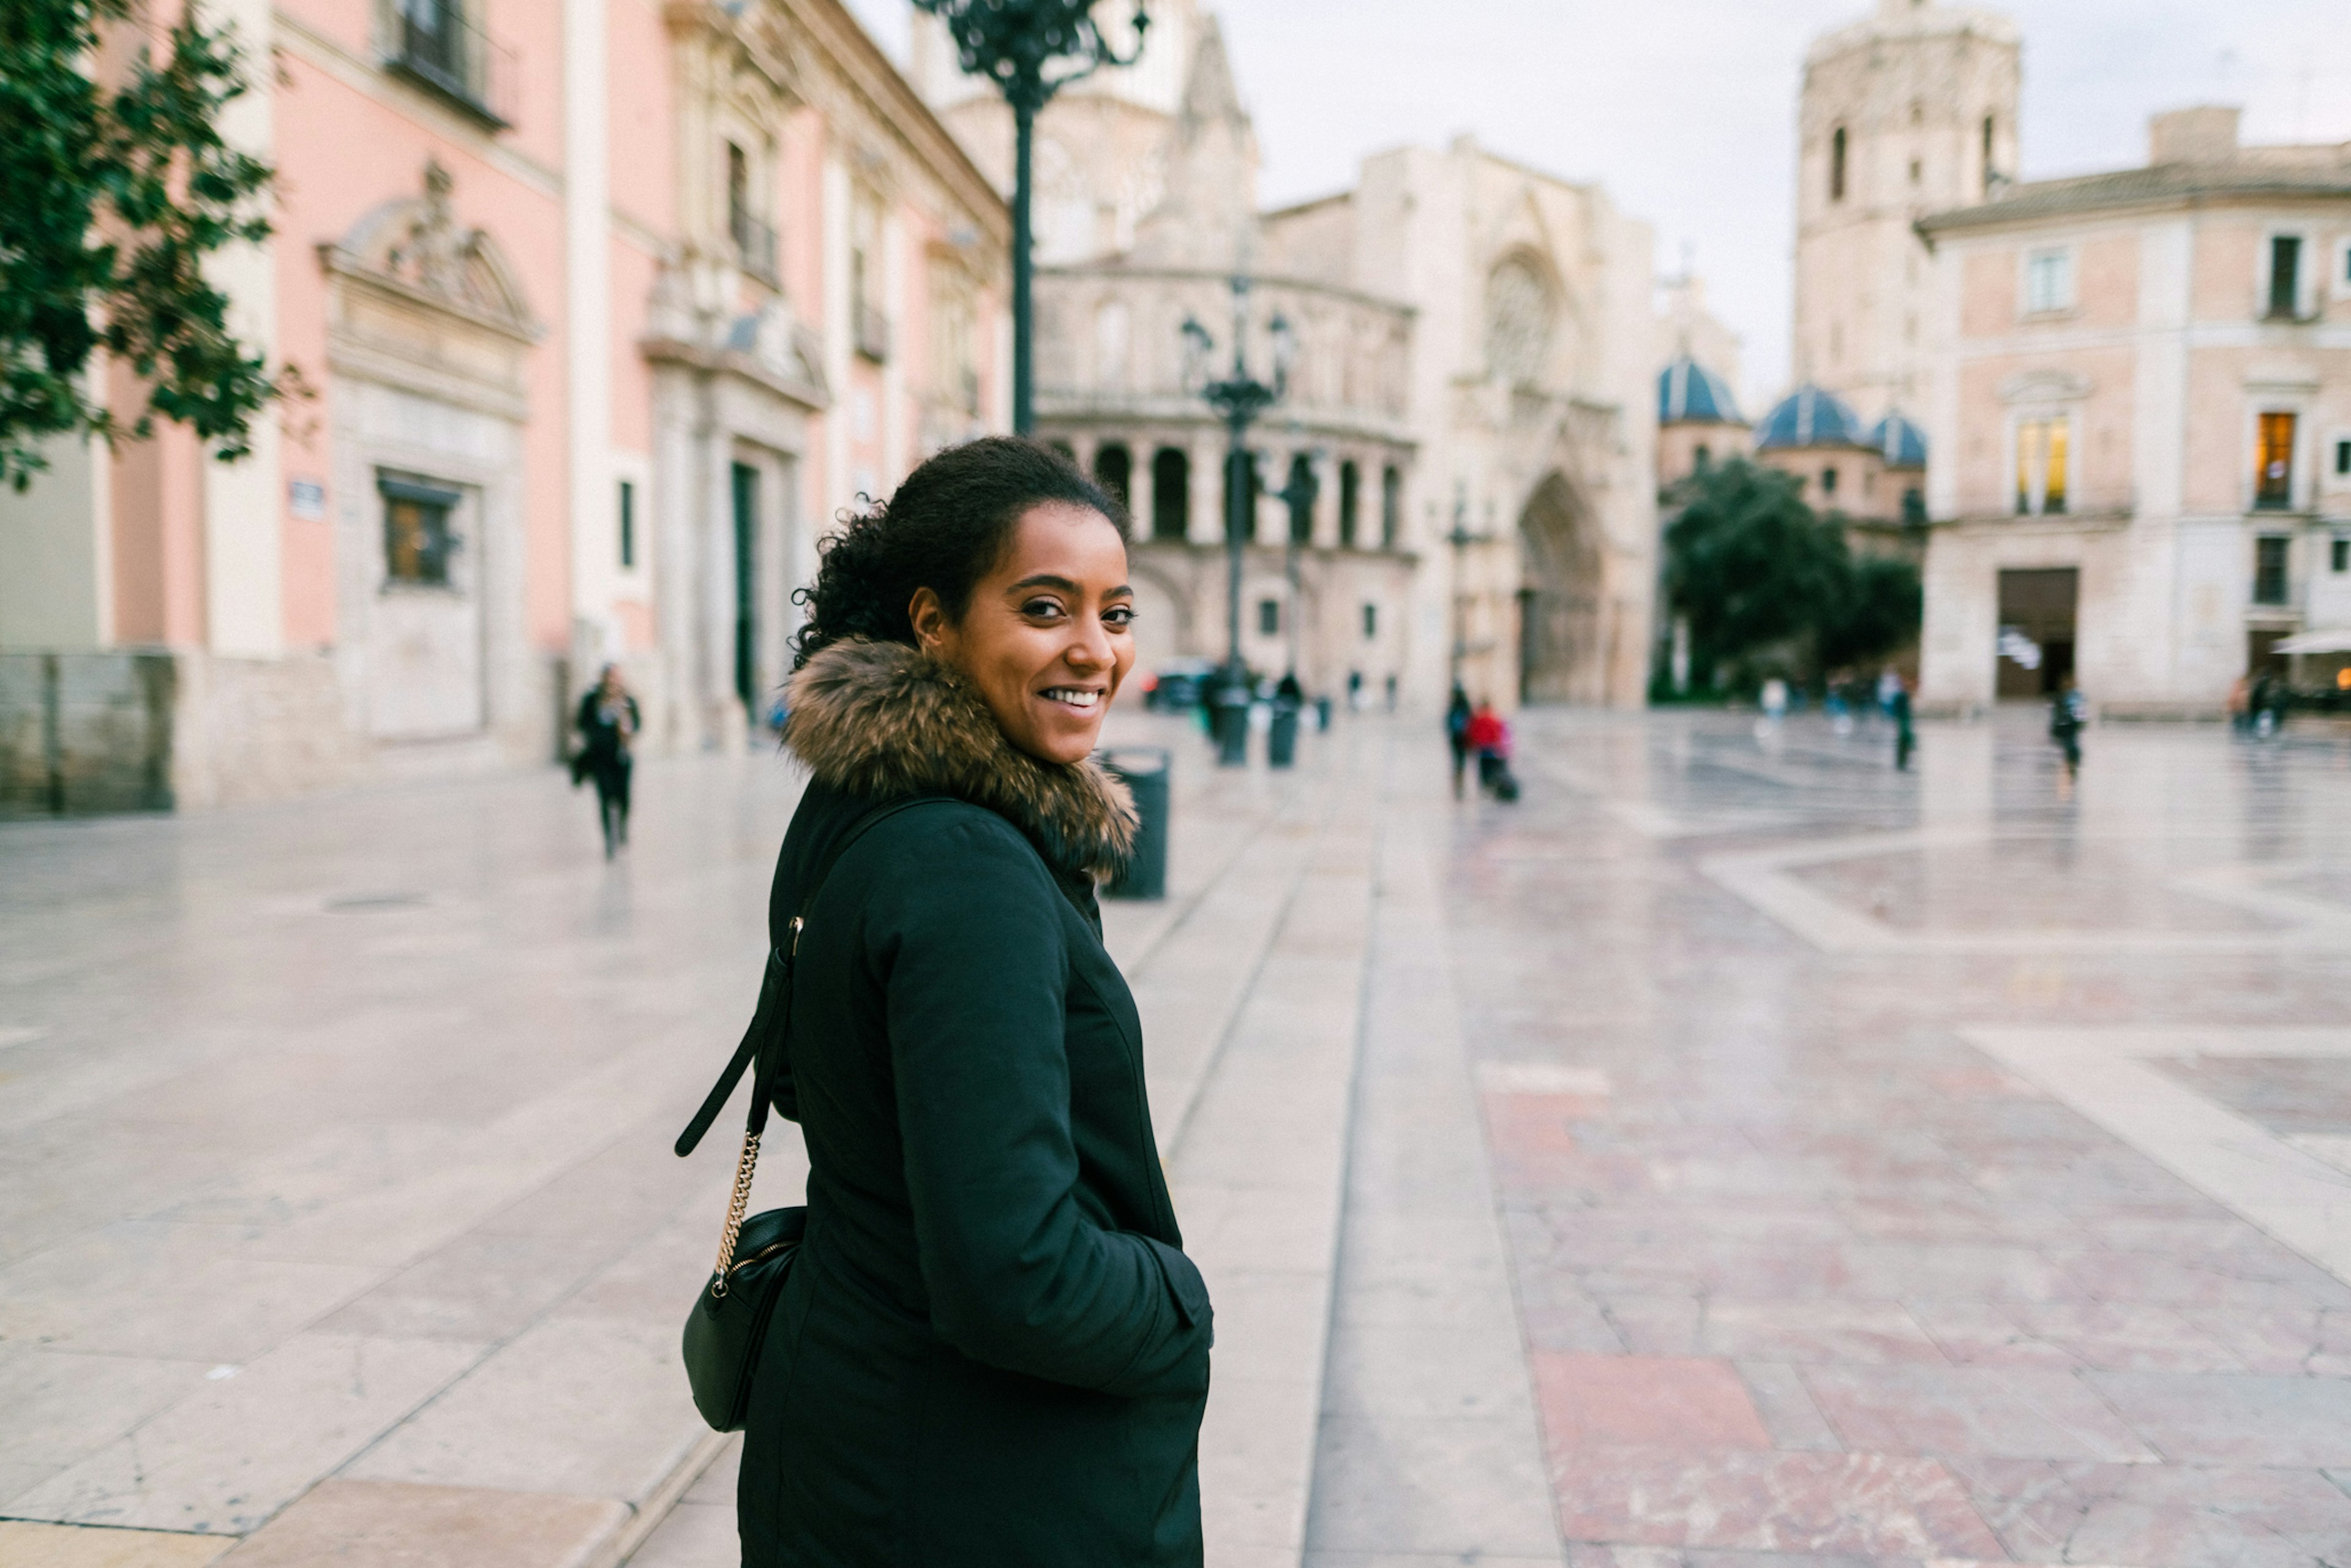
[2015,417,2069,515]
[2255,413,2297,510]
[381,473,460,585]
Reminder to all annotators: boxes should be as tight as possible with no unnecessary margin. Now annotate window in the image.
[2336,438,2351,478]
[1380,465,1401,549]
[2015,416,2069,515]
[1829,126,1848,203]
[390,0,507,124]
[618,479,636,569]
[2332,538,2348,574]
[2255,412,2297,509]
[2024,248,2073,315]
[381,474,460,586]
[1820,465,1839,497]
[1151,448,1189,540]
[1258,598,1281,636]
[1286,454,1315,544]
[1903,487,1927,527]
[1693,444,1712,471]
[1338,460,1360,546]
[1362,603,1378,640]
[2254,536,2291,605]
[1093,443,1131,508]
[850,190,886,361]
[1908,158,1922,186]
[2268,236,2303,320]
[1981,114,1997,195]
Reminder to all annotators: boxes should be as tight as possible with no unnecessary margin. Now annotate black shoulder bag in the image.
[672,797,934,1432]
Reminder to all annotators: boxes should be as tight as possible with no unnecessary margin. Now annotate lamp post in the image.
[913,0,1148,435]
[1278,453,1319,680]
[1182,276,1292,765]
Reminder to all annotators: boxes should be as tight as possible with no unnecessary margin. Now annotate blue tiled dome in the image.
[1755,384,1863,450]
[1867,410,1929,468]
[1657,356,1744,426]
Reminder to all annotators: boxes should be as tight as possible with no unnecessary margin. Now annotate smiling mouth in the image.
[1040,686,1103,711]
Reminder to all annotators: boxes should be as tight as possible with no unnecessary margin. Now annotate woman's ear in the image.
[907,587,948,655]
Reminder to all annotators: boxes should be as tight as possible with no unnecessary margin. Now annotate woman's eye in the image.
[1103,605,1135,628]
[1021,598,1066,620]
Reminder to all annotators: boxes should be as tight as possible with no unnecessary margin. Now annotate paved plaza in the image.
[10,707,2351,1566]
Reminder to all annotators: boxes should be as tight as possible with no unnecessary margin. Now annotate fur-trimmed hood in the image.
[782,638,1138,880]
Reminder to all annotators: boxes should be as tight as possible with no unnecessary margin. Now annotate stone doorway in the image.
[1995,566,2077,698]
[1517,471,1602,703]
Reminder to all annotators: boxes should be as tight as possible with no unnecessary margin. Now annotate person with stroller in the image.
[1466,698,1519,801]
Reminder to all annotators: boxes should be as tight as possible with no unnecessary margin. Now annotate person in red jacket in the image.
[1466,700,1509,794]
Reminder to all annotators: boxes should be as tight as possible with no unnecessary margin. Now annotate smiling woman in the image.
[724,438,1210,1567]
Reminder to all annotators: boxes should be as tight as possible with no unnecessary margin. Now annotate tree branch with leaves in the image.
[0,0,291,490]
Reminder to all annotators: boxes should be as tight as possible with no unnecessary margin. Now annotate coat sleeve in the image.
[870,811,1210,1398]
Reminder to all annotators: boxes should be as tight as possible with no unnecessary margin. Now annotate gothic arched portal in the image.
[1516,471,1603,704]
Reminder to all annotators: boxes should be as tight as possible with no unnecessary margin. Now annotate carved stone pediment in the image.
[320,159,541,344]
[319,160,542,420]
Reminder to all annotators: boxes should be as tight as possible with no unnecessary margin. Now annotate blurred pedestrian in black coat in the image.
[574,664,639,857]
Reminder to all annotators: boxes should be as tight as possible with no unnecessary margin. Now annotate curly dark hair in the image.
[791,437,1130,670]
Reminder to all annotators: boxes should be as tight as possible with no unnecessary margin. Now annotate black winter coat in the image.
[738,637,1212,1567]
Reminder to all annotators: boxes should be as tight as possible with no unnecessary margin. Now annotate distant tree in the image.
[0,0,287,490]
[1820,550,1922,673]
[1661,459,1848,691]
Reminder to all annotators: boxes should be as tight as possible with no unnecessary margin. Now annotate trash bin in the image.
[1267,703,1301,768]
[1102,747,1170,899]
[1212,686,1250,767]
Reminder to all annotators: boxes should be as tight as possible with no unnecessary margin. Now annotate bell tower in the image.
[1793,0,2020,421]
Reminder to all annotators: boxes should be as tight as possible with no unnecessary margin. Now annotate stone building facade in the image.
[0,0,1006,814]
[1914,108,2351,714]
[917,3,1661,710]
[1795,0,2019,425]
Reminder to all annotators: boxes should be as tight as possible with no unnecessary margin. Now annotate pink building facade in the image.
[0,0,1006,813]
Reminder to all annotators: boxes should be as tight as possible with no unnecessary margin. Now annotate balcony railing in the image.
[389,1,514,127]
[855,304,891,365]
[731,209,780,288]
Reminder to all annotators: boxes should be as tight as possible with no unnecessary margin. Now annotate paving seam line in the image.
[604,1429,730,1568]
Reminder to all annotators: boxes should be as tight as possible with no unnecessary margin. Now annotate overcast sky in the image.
[850,2,2351,405]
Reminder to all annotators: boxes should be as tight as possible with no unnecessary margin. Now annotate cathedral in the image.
[912,1,1663,710]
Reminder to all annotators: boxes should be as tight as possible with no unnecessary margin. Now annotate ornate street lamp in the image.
[913,0,1149,435]
[1182,275,1292,765]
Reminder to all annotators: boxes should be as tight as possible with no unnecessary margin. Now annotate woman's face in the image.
[912,501,1136,765]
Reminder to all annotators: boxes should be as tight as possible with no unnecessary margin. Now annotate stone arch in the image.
[1516,470,1603,703]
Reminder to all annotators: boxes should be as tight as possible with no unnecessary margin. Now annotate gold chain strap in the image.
[710,1130,762,1297]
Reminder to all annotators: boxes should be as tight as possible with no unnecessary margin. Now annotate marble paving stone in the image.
[217,1479,626,1568]
[1735,1361,1844,1453]
[1949,1455,2351,1568]
[0,1523,233,1568]
[2085,1371,2351,1465]
[342,1310,700,1504]
[1905,1299,2243,1373]
[7,1334,481,1534]
[1532,1354,1772,1452]
[620,1499,737,1568]
[1796,1364,2158,1461]
[1549,1448,2006,1559]
[0,1346,211,1504]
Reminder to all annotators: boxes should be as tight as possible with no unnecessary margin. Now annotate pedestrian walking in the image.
[1445,684,1473,798]
[2050,675,2087,779]
[716,438,1210,1566]
[573,664,639,858]
[1890,677,1916,771]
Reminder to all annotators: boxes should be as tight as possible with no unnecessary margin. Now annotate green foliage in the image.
[1660,458,1921,693]
[0,0,283,490]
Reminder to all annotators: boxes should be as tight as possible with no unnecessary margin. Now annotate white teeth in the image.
[1042,688,1100,708]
